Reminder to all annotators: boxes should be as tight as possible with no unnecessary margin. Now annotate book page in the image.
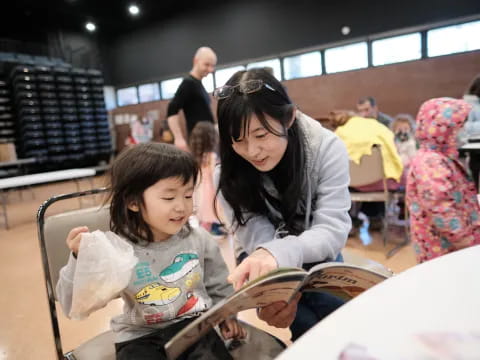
[165,271,305,359]
[301,263,389,301]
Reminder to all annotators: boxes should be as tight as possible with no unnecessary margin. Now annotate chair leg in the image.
[386,203,410,258]
[0,190,9,230]
[382,216,388,248]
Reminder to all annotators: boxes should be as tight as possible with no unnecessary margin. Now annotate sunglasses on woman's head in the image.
[213,80,277,99]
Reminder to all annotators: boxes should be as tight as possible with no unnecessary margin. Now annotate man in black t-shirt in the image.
[167,47,217,151]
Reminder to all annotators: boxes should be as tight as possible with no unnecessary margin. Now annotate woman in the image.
[214,68,351,340]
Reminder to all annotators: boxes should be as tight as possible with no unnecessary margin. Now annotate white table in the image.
[277,246,480,359]
[0,168,97,229]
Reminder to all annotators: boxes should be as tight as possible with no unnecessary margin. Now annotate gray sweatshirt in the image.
[216,111,351,268]
[56,227,233,343]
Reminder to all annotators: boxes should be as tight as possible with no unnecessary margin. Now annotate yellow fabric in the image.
[335,116,403,181]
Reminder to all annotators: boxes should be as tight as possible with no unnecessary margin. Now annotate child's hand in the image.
[219,318,247,340]
[66,226,89,256]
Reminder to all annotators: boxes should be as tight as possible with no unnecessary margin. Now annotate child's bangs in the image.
[152,155,198,186]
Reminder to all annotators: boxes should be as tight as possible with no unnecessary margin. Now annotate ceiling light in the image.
[85,22,96,32]
[128,4,140,16]
[341,26,351,35]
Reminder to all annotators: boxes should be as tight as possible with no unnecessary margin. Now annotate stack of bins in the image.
[0,79,15,145]
[11,66,47,162]
[72,68,97,165]
[56,66,83,166]
[36,65,65,169]
[0,78,16,178]
[87,69,111,162]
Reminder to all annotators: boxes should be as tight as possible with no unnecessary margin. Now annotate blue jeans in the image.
[290,253,345,340]
[289,291,344,341]
[236,252,345,341]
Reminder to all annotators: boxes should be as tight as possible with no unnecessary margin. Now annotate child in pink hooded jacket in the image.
[407,97,480,263]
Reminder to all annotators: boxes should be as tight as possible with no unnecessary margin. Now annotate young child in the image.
[189,121,226,236]
[56,143,245,360]
[391,114,417,171]
[407,98,480,263]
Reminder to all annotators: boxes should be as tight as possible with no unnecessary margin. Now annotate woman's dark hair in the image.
[189,121,218,165]
[216,68,307,235]
[467,74,480,97]
[106,143,198,243]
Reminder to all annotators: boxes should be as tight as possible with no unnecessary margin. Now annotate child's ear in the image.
[128,202,140,212]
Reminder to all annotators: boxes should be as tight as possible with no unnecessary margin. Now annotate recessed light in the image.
[128,4,140,16]
[341,26,351,35]
[85,22,96,32]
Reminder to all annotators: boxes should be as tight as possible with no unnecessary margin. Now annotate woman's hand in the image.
[228,248,278,290]
[66,226,89,256]
[219,318,247,340]
[258,293,301,328]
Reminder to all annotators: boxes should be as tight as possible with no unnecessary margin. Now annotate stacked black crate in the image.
[0,79,15,146]
[56,67,83,166]
[11,66,47,162]
[87,69,111,162]
[37,65,65,169]
[72,68,97,166]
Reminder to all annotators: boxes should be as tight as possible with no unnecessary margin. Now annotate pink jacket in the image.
[406,98,480,263]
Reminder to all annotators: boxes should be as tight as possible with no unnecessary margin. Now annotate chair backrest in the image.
[37,188,110,359]
[349,145,385,188]
[44,205,111,298]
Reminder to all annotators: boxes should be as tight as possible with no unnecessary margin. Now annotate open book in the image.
[165,261,392,359]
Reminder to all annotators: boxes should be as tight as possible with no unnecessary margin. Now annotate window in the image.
[138,83,160,103]
[427,20,480,57]
[160,77,183,100]
[372,33,421,66]
[283,52,322,80]
[214,65,245,87]
[247,58,282,80]
[103,86,116,110]
[116,87,138,106]
[324,42,368,74]
[202,73,215,93]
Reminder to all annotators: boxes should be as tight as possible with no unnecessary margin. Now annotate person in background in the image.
[189,121,226,236]
[215,68,351,341]
[167,47,217,151]
[463,73,480,137]
[330,110,403,234]
[124,127,138,148]
[407,98,480,263]
[57,143,245,360]
[463,73,480,190]
[357,96,393,127]
[391,114,417,173]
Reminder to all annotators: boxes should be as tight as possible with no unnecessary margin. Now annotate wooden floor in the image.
[0,177,417,359]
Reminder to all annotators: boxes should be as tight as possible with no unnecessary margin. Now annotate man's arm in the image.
[167,114,188,151]
[167,79,190,151]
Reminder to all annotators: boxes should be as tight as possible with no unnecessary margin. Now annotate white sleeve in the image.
[55,253,77,317]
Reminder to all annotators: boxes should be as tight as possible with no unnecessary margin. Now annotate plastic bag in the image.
[69,230,138,320]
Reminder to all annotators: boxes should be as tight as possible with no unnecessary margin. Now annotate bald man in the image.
[167,47,217,151]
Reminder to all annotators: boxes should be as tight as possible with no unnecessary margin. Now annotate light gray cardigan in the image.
[216,111,351,268]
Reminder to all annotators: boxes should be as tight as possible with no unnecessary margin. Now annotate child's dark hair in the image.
[189,121,218,165]
[106,143,199,243]
[216,68,307,235]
